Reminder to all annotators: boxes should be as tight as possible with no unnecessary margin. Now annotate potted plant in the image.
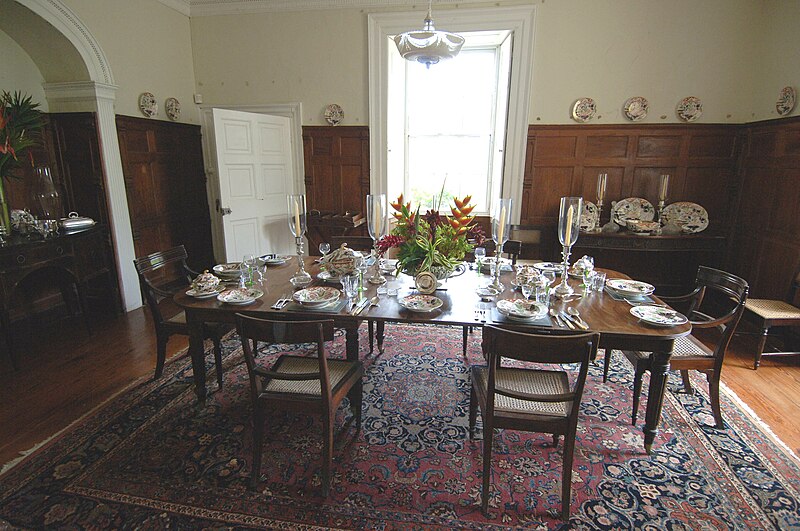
[0,91,44,236]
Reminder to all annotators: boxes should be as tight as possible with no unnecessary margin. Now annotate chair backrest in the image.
[482,326,599,415]
[235,314,336,402]
[690,266,749,366]
[133,245,193,325]
[789,262,800,307]
[330,235,374,252]
[503,240,522,265]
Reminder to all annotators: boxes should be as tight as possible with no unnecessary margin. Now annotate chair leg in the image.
[680,370,694,395]
[1,312,17,371]
[368,321,375,353]
[602,349,611,383]
[754,327,769,370]
[631,362,645,426]
[708,371,724,428]
[468,385,478,438]
[561,429,577,520]
[321,410,335,497]
[212,334,224,390]
[462,326,468,357]
[552,434,559,447]
[250,409,264,490]
[154,333,168,379]
[481,422,493,516]
[376,321,385,354]
[349,380,363,432]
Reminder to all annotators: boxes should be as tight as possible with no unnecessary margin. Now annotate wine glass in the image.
[474,247,486,270]
[319,242,331,257]
[520,280,534,302]
[240,254,255,287]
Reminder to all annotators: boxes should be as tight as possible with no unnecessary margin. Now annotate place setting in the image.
[604,278,656,304]
[216,287,264,305]
[630,305,688,327]
[285,285,347,313]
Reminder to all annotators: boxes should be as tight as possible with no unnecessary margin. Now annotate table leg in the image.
[345,324,360,362]
[643,350,671,454]
[186,314,207,405]
[376,321,385,354]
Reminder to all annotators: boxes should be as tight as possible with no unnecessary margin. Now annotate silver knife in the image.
[353,298,370,315]
[560,311,577,330]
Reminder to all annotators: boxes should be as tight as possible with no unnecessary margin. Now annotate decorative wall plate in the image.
[324,103,344,126]
[612,197,655,226]
[138,92,157,118]
[623,96,649,121]
[165,97,181,121]
[676,96,702,122]
[571,98,596,123]
[580,201,599,232]
[661,201,709,233]
[776,86,796,116]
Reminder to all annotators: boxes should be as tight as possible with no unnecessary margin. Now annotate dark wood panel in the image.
[585,135,628,158]
[117,116,214,271]
[636,135,681,158]
[532,136,577,159]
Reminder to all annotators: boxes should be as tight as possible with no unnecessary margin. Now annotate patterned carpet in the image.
[1,323,799,529]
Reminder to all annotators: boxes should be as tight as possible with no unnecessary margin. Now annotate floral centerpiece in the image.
[377,193,485,278]
[0,91,43,232]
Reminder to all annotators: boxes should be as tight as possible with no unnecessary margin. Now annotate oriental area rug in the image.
[1,324,799,530]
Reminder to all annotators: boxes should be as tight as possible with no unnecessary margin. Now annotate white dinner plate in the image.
[293,286,340,306]
[533,262,563,275]
[496,299,547,320]
[606,279,655,297]
[213,263,242,278]
[399,294,443,313]
[317,270,341,283]
[217,288,263,305]
[260,254,292,265]
[630,305,688,327]
[186,287,224,299]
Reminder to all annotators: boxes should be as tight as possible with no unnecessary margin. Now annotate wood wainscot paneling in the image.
[117,116,214,274]
[302,126,370,251]
[730,116,800,298]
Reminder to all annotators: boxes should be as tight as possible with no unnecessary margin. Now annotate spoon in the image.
[567,307,590,329]
[549,308,565,328]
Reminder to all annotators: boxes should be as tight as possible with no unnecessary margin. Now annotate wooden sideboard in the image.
[0,226,117,369]
[570,232,726,295]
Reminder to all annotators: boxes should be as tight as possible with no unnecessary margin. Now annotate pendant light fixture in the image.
[393,0,465,69]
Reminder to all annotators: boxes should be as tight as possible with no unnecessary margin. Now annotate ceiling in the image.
[159,0,491,17]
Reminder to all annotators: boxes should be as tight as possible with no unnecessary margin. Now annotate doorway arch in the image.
[9,0,141,310]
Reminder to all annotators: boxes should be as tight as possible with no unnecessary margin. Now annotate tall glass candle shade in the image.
[555,196,583,296]
[657,174,670,223]
[366,193,387,284]
[489,198,513,291]
[287,194,312,286]
[594,173,607,232]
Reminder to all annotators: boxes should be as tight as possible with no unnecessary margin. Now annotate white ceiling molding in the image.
[189,0,489,17]
[156,0,191,17]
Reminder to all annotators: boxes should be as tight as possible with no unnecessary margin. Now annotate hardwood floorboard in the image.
[1,310,798,467]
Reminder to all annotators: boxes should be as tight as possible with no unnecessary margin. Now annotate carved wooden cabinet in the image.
[571,232,726,295]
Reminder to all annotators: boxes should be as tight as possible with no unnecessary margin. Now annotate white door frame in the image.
[199,103,304,262]
[368,5,536,224]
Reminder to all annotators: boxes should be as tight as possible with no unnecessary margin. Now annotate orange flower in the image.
[390,194,404,211]
[459,203,475,217]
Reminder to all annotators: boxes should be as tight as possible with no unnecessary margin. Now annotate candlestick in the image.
[596,173,607,202]
[555,197,583,297]
[659,174,670,202]
[565,206,573,245]
[497,205,506,245]
[293,200,301,236]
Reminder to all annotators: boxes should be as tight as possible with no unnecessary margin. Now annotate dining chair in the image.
[235,315,363,496]
[611,266,748,428]
[133,245,227,388]
[740,262,800,369]
[469,326,599,519]
[503,240,522,266]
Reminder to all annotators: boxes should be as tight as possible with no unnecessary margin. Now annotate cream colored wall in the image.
[751,0,800,121]
[0,29,49,111]
[190,0,791,126]
[60,0,200,123]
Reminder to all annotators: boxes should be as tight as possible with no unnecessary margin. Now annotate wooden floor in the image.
[1,309,798,467]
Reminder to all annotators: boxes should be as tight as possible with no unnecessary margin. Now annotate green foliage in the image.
[0,91,43,180]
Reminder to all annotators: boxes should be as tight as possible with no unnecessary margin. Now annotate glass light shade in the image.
[366,194,387,241]
[394,3,464,68]
[491,198,513,246]
[287,194,307,238]
[558,197,583,247]
[34,165,62,221]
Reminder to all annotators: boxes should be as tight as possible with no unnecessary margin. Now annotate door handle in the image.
[215,198,232,216]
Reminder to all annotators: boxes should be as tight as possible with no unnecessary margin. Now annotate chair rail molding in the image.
[368,5,536,222]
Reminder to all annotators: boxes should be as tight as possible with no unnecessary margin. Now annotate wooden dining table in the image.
[174,257,691,454]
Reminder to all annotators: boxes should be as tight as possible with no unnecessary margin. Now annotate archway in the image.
[5,0,141,310]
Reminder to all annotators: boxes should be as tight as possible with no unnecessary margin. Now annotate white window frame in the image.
[368,5,536,223]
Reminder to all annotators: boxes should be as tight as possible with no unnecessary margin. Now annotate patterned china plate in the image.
[571,97,597,123]
[676,96,703,122]
[293,286,340,306]
[496,299,547,320]
[533,262,563,275]
[399,294,443,313]
[324,103,344,126]
[623,96,649,122]
[165,97,181,121]
[217,288,263,305]
[260,254,291,265]
[580,201,599,232]
[631,305,688,327]
[661,202,709,234]
[607,279,655,296]
[613,197,655,227]
[138,92,157,117]
[186,287,224,299]
[317,270,341,283]
[213,263,242,278]
[776,86,796,116]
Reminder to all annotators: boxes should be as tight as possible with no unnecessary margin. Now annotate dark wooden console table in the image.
[571,232,726,295]
[0,226,117,369]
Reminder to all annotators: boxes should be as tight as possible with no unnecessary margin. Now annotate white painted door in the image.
[212,108,296,261]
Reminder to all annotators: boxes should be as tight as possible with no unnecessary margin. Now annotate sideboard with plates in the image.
[569,232,726,295]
